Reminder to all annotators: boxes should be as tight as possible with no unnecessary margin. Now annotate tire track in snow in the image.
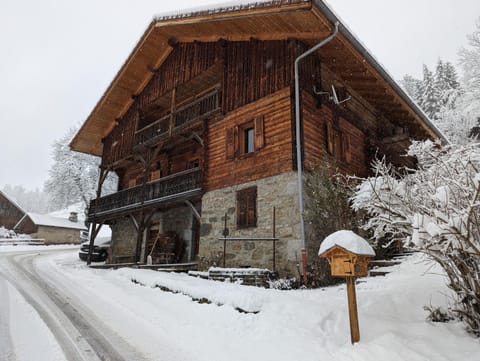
[0,250,149,361]
[0,279,15,361]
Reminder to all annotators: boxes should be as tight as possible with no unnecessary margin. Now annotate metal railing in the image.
[88,168,202,219]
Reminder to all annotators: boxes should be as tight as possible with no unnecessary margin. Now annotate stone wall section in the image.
[199,172,302,277]
[33,226,83,244]
[110,217,137,262]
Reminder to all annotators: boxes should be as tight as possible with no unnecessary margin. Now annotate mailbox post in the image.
[318,230,375,344]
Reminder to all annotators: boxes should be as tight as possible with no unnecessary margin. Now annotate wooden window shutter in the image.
[342,133,351,163]
[254,116,265,151]
[326,122,334,155]
[237,187,257,228]
[226,127,235,159]
[247,187,257,227]
[237,191,246,227]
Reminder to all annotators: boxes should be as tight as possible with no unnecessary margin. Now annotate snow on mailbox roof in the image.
[26,213,87,230]
[318,230,375,256]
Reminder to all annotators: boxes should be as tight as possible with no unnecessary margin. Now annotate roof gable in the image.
[70,0,445,156]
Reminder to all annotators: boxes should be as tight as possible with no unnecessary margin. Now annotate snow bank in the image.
[319,230,375,256]
[117,268,267,313]
[30,250,480,361]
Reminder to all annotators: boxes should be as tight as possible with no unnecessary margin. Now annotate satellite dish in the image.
[331,85,339,105]
[331,85,351,105]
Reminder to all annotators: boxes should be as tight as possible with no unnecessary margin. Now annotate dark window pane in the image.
[245,127,254,154]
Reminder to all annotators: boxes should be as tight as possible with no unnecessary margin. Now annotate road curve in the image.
[0,249,149,361]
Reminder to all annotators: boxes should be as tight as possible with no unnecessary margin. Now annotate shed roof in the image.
[25,213,87,230]
[70,0,446,156]
[0,190,26,215]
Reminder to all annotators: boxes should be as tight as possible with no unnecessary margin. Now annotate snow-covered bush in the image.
[0,227,17,239]
[352,140,480,336]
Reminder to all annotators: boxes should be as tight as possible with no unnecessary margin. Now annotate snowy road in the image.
[1,247,479,361]
[0,249,147,361]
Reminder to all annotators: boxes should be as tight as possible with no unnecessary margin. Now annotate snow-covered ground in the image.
[1,246,479,361]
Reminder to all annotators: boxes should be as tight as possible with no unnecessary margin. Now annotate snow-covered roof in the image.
[154,0,304,21]
[319,230,375,257]
[26,213,87,230]
[0,190,26,214]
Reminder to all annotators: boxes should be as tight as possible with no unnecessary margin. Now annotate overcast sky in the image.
[0,0,478,191]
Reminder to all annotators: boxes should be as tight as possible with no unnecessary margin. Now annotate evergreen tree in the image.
[419,65,440,119]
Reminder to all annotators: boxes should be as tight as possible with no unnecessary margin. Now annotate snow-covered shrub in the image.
[268,278,299,290]
[424,305,454,323]
[0,227,17,239]
[352,140,480,336]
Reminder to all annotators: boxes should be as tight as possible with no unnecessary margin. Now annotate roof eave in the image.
[312,0,448,143]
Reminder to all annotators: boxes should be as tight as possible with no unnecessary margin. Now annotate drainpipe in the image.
[294,21,339,286]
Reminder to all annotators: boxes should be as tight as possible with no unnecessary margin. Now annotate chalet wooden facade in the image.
[71,0,444,276]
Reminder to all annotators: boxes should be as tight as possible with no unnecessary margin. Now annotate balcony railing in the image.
[88,168,202,220]
[134,89,221,147]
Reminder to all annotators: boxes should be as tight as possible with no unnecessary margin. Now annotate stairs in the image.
[368,252,413,277]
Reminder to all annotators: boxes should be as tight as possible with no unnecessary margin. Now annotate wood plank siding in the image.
[206,88,294,191]
[91,36,428,222]
[302,91,368,177]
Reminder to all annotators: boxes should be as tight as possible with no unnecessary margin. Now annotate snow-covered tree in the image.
[2,184,50,213]
[44,127,117,213]
[433,19,480,145]
[351,140,480,336]
[401,74,422,102]
[419,65,441,119]
[434,60,461,110]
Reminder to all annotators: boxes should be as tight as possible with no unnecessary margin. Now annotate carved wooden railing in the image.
[88,168,202,219]
[134,89,221,147]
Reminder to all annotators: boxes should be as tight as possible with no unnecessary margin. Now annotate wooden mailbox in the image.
[321,247,371,277]
[318,230,375,344]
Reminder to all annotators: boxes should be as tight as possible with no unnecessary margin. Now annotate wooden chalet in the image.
[71,0,444,275]
[0,190,25,230]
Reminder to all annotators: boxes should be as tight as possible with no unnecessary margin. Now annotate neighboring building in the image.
[15,212,86,244]
[0,190,26,229]
[70,0,444,276]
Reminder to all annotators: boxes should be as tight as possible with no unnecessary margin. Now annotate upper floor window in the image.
[326,122,351,163]
[226,116,264,159]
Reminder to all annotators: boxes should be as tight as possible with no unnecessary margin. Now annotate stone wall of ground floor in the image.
[109,204,198,264]
[199,172,302,277]
[34,226,83,244]
[109,217,137,262]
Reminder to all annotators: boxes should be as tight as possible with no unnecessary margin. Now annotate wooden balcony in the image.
[88,168,202,221]
[134,89,221,148]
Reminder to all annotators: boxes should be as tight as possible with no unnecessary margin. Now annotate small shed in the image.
[14,212,87,245]
[318,230,375,277]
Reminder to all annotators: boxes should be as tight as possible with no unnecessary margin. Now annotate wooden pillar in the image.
[346,277,360,344]
[87,167,109,265]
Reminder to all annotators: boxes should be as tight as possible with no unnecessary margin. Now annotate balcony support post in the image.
[87,167,110,265]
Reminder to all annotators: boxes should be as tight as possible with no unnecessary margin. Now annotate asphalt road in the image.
[0,249,149,361]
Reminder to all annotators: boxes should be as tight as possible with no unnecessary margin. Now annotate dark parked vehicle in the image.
[79,237,111,262]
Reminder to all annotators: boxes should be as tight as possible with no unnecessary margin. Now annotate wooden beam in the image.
[381,133,410,145]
